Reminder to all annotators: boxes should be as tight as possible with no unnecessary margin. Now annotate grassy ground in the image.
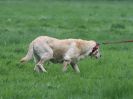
[0,0,133,99]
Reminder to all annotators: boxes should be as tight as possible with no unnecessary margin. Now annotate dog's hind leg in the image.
[36,64,47,73]
[70,62,80,73]
[33,51,49,73]
[33,43,53,73]
[33,53,44,72]
[36,52,53,72]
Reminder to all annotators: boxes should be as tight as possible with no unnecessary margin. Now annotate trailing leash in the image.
[89,39,133,58]
[100,40,133,45]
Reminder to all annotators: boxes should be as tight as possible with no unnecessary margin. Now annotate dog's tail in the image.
[20,42,34,63]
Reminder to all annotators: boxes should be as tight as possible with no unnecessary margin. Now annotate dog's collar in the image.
[89,43,99,56]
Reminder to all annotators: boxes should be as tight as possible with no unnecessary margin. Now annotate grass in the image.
[0,0,133,99]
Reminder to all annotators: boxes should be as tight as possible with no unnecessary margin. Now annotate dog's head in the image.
[89,43,101,59]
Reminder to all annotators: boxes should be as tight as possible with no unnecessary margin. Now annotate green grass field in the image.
[0,0,133,99]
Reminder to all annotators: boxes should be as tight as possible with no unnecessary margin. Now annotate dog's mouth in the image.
[95,54,101,59]
[90,53,101,59]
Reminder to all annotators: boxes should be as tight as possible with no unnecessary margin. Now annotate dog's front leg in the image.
[62,61,70,72]
[70,62,80,73]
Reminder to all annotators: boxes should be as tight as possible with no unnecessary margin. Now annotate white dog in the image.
[20,36,101,73]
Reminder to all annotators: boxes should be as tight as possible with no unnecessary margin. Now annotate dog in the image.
[20,36,101,73]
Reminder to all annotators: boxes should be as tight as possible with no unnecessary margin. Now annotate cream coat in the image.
[20,36,101,73]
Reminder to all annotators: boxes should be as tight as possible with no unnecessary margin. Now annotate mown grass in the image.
[0,0,133,99]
